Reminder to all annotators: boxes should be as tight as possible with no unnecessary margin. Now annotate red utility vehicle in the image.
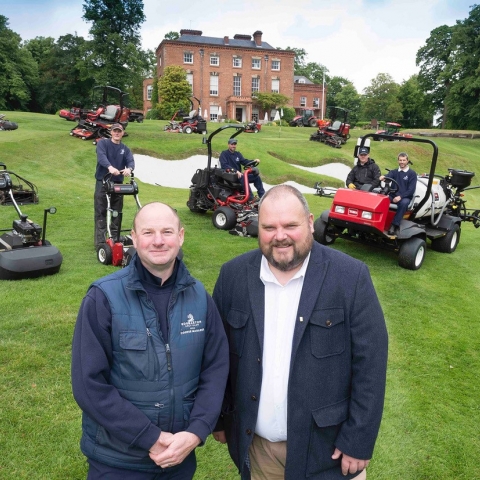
[313,134,480,270]
[373,122,413,141]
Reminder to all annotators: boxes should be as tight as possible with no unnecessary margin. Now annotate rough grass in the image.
[0,112,479,479]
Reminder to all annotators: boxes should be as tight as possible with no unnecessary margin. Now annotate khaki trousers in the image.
[249,434,367,480]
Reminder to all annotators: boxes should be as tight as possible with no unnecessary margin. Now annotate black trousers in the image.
[94,180,124,247]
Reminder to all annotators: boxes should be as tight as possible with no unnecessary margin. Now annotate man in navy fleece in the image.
[219,137,265,200]
[72,202,229,479]
[381,152,417,236]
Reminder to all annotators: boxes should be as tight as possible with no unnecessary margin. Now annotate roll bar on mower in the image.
[358,133,439,219]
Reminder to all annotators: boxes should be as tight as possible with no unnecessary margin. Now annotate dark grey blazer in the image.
[213,241,388,480]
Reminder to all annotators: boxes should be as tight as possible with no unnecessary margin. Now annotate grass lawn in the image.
[0,112,479,479]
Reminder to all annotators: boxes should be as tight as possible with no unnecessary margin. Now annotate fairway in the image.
[1,112,479,479]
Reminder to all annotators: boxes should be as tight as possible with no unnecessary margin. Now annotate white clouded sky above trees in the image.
[2,0,473,91]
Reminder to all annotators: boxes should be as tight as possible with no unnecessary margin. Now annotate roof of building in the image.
[294,75,315,84]
[170,31,277,50]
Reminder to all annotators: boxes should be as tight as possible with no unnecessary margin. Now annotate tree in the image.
[333,83,362,127]
[416,25,454,128]
[398,75,433,128]
[0,16,38,110]
[81,0,148,90]
[253,92,290,112]
[164,31,179,40]
[326,76,352,107]
[445,5,480,129]
[362,73,402,122]
[158,66,192,119]
[284,47,307,71]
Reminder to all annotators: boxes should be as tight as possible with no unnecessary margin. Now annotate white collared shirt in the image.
[255,253,310,441]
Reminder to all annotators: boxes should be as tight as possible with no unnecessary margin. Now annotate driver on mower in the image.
[94,123,135,248]
[219,138,265,200]
[380,152,417,236]
[346,147,381,191]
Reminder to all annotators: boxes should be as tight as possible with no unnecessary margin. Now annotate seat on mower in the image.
[100,105,120,121]
[214,168,242,188]
[183,109,197,121]
[328,120,342,132]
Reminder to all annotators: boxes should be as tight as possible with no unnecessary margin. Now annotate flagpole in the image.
[322,71,325,120]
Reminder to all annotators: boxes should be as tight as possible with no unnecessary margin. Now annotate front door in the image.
[236,108,243,122]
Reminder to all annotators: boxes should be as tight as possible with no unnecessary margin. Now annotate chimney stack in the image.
[224,36,229,45]
[253,30,263,47]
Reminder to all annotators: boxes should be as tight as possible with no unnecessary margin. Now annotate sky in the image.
[1,0,474,92]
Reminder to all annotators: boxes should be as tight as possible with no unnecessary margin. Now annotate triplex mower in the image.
[310,107,350,148]
[96,173,141,267]
[243,120,261,133]
[313,133,480,270]
[186,125,259,237]
[70,86,130,143]
[373,122,413,141]
[0,162,38,206]
[163,97,207,134]
[0,113,18,131]
[0,169,62,280]
[59,101,83,121]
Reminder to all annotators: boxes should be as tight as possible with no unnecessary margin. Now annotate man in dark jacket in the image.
[212,185,388,480]
[219,138,265,199]
[72,202,229,479]
[346,147,381,190]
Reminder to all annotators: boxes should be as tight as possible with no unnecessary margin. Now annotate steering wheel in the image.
[381,176,399,195]
[244,160,259,168]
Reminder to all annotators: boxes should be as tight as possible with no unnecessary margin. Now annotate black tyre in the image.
[212,206,237,230]
[398,237,426,270]
[97,243,112,265]
[309,119,317,127]
[313,217,336,245]
[298,123,304,127]
[183,125,193,134]
[253,128,259,133]
[431,224,460,253]
[123,246,136,267]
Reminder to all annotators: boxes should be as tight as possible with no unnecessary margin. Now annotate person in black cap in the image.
[346,147,381,190]
[219,138,265,200]
[94,123,135,248]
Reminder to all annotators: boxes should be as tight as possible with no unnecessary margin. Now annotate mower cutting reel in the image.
[96,173,142,267]
[0,113,18,131]
[0,171,62,280]
[186,124,259,237]
[0,162,39,206]
[313,133,480,270]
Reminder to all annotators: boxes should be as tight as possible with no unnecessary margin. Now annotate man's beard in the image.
[260,236,313,272]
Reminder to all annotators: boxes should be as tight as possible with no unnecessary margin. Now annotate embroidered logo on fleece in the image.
[180,313,204,335]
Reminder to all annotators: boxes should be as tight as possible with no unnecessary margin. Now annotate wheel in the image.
[398,237,426,270]
[96,243,112,265]
[298,123,304,127]
[313,217,336,245]
[431,224,461,253]
[253,128,259,133]
[183,125,193,134]
[164,125,169,131]
[212,206,237,230]
[309,119,317,127]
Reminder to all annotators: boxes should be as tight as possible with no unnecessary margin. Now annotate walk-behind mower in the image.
[186,125,259,237]
[313,134,480,270]
[0,162,38,206]
[70,86,130,143]
[0,113,18,131]
[0,170,62,280]
[96,173,141,267]
[310,107,350,148]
